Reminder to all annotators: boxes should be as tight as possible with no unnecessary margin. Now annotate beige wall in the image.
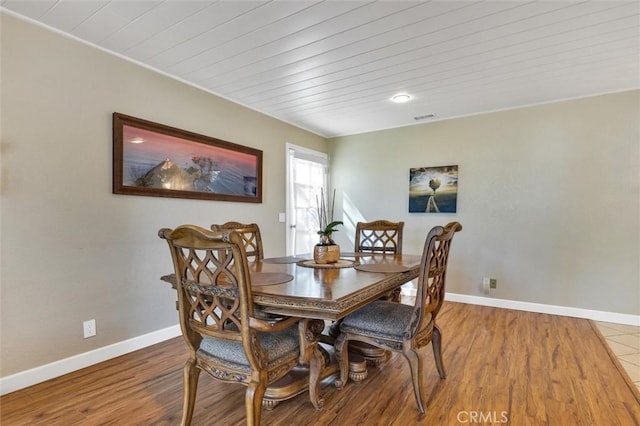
[0,14,325,376]
[328,90,640,316]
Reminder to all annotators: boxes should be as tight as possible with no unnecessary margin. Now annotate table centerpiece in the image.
[314,188,343,264]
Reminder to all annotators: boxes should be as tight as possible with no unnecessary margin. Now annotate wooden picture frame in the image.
[113,113,262,203]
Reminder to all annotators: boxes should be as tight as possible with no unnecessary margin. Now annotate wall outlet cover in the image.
[83,319,96,338]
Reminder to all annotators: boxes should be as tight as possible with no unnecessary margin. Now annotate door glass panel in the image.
[286,145,327,256]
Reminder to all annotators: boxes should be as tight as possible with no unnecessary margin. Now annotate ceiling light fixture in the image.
[391,93,411,103]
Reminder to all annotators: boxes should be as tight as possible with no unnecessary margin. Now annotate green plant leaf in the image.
[321,220,343,235]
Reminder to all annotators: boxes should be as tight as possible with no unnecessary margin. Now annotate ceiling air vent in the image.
[414,113,437,121]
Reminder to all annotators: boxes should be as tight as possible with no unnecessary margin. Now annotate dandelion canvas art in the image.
[409,165,458,213]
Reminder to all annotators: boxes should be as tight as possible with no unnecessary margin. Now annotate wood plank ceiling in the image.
[2,0,639,137]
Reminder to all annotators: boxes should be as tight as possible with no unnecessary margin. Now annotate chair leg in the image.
[403,348,426,414]
[246,379,267,426]
[309,345,325,409]
[180,359,201,426]
[334,333,349,389]
[432,325,446,379]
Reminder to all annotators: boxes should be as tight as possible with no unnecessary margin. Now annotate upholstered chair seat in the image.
[199,325,301,373]
[340,301,432,342]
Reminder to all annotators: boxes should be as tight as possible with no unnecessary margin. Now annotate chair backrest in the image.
[409,222,462,337]
[159,225,260,364]
[211,222,264,261]
[354,220,404,254]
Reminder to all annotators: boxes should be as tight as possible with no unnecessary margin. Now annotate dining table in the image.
[248,252,421,318]
[160,251,422,408]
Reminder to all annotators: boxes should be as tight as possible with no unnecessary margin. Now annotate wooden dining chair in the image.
[335,221,462,414]
[211,221,264,261]
[159,225,322,426]
[354,220,405,303]
[354,219,404,254]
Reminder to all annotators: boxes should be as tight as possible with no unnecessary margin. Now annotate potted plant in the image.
[314,188,343,264]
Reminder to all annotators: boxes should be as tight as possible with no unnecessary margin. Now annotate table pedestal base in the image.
[348,341,391,366]
[328,320,391,368]
[347,351,368,382]
[263,343,367,408]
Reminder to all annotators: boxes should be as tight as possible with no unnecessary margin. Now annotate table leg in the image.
[299,319,326,409]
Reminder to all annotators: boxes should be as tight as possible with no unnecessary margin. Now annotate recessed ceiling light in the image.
[391,93,411,103]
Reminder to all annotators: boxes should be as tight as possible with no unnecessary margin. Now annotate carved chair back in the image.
[159,226,258,360]
[211,221,264,261]
[409,221,462,340]
[354,220,404,254]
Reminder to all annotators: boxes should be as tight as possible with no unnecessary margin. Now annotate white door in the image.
[285,144,328,256]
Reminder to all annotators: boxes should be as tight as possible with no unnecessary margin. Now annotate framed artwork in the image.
[409,165,458,213]
[113,113,262,203]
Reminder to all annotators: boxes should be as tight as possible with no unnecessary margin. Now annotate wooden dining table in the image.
[249,252,421,319]
[160,251,422,408]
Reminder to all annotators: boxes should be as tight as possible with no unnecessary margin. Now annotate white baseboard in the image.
[0,324,181,395]
[401,287,640,326]
[446,293,640,325]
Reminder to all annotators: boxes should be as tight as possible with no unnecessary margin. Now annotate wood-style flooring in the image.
[2,302,639,425]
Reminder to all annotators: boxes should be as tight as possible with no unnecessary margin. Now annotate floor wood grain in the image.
[2,302,639,425]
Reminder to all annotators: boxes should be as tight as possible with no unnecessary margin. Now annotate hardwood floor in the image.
[2,302,639,425]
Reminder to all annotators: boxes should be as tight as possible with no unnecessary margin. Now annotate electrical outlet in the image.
[483,277,497,292]
[83,319,96,338]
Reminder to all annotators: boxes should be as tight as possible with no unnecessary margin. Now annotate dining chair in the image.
[335,221,462,414]
[159,225,322,426]
[354,219,404,254]
[354,220,405,303]
[327,220,406,358]
[211,221,264,261]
